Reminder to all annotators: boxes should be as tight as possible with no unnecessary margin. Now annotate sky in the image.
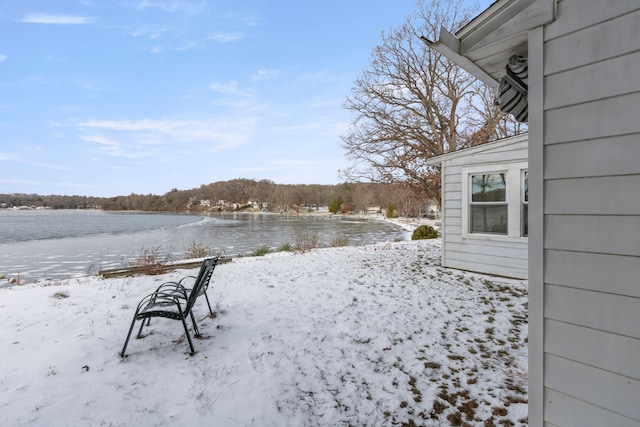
[0,0,492,198]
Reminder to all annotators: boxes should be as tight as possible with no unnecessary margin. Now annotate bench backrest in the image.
[185,257,218,313]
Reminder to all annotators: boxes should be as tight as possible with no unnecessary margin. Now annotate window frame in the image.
[461,162,528,242]
[469,172,509,235]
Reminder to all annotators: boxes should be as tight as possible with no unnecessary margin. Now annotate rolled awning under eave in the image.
[495,55,529,122]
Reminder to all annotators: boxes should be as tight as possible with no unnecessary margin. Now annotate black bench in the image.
[120,257,219,357]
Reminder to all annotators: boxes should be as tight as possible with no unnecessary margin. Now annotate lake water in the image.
[0,210,408,285]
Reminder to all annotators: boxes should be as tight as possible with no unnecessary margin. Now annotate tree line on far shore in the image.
[0,178,437,218]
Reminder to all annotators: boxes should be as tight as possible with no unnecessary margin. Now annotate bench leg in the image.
[181,316,195,355]
[121,316,137,358]
[190,311,201,337]
[204,292,214,317]
[137,316,146,338]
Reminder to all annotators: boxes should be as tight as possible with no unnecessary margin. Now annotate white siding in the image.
[539,1,640,424]
[438,136,528,279]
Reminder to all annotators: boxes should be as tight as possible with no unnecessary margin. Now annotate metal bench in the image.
[120,257,219,357]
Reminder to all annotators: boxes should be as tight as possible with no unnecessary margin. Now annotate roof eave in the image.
[424,0,556,82]
[426,133,529,166]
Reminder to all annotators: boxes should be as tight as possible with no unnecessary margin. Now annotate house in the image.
[427,134,528,279]
[426,1,640,425]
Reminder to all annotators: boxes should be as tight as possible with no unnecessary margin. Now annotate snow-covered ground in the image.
[0,239,528,426]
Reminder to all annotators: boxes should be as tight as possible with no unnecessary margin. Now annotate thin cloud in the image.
[0,54,6,62]
[74,79,113,92]
[22,14,95,25]
[210,80,239,95]
[129,26,167,40]
[0,177,94,189]
[0,153,18,161]
[73,118,252,149]
[0,153,69,170]
[207,33,244,43]
[81,134,119,146]
[252,69,279,81]
[299,71,336,84]
[242,16,261,26]
[81,134,147,159]
[134,0,206,14]
[209,81,255,98]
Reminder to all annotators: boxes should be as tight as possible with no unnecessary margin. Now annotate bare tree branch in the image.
[341,0,525,198]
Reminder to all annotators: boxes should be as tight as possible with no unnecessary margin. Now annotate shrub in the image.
[340,203,354,214]
[183,240,213,259]
[277,241,293,252]
[330,235,350,247]
[292,223,323,252]
[251,245,272,257]
[129,245,175,275]
[329,197,341,214]
[386,203,397,218]
[412,225,439,240]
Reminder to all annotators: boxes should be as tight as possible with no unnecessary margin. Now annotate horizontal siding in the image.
[545,284,640,339]
[445,224,461,236]
[443,207,461,219]
[545,215,640,257]
[443,191,461,201]
[439,140,527,280]
[545,176,640,215]
[544,388,640,427]
[443,200,461,210]
[545,0,640,41]
[445,182,461,193]
[444,167,462,183]
[545,319,640,380]
[544,9,640,75]
[544,134,640,179]
[545,250,640,298]
[443,258,527,280]
[545,51,640,109]
[545,353,640,422]
[446,241,527,261]
[444,216,461,227]
[544,92,640,145]
[540,1,640,426]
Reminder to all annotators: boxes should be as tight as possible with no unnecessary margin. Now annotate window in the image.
[470,173,508,234]
[461,163,528,240]
[522,171,528,237]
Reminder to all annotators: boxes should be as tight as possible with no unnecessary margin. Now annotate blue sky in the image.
[1,0,490,198]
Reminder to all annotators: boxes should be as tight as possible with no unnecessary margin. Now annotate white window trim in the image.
[461,162,528,242]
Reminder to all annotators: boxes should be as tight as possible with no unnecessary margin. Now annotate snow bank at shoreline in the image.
[0,239,527,426]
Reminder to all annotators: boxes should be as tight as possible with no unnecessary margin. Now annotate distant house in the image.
[427,134,528,279]
[427,1,640,425]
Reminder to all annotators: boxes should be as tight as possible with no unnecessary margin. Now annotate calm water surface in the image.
[0,210,408,284]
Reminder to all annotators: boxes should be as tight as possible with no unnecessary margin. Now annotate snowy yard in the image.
[0,239,528,426]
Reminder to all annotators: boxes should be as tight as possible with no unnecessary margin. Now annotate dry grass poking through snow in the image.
[0,240,527,426]
[257,242,529,427]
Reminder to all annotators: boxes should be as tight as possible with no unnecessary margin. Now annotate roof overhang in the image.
[423,0,556,87]
[426,133,528,166]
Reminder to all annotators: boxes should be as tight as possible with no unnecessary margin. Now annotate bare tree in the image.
[350,182,377,215]
[341,0,524,198]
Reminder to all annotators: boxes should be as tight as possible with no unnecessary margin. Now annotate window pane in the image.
[472,173,506,202]
[522,203,528,237]
[523,171,528,202]
[470,204,508,234]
